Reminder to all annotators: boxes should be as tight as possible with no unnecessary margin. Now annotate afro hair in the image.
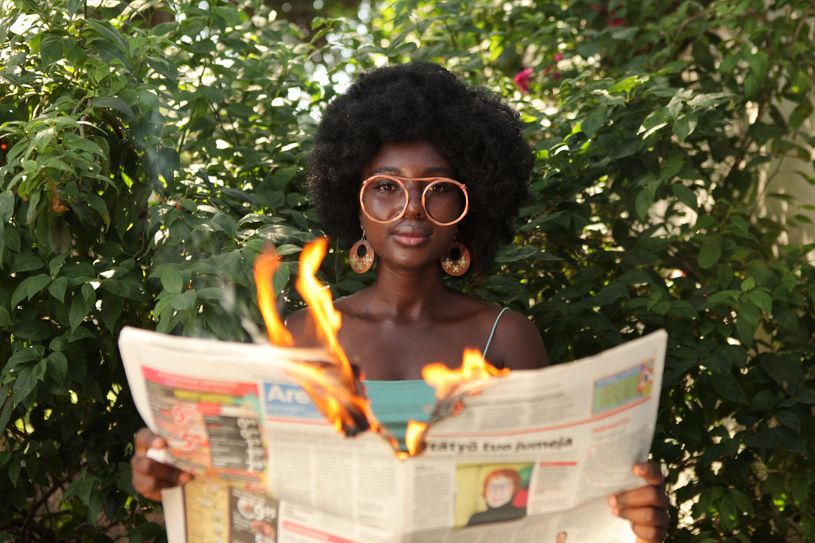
[307,62,533,272]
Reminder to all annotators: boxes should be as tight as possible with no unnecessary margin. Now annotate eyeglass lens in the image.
[361,177,466,224]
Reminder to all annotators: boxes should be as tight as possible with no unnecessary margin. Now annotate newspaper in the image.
[119,326,667,543]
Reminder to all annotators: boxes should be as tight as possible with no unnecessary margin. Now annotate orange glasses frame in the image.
[358,175,470,226]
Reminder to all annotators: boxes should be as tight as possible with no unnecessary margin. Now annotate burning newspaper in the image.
[120,327,666,543]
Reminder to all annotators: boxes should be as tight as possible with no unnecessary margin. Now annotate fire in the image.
[422,348,510,399]
[253,239,509,458]
[294,238,355,390]
[404,421,428,457]
[253,248,294,347]
[254,239,390,442]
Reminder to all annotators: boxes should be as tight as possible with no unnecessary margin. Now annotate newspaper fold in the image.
[119,327,667,543]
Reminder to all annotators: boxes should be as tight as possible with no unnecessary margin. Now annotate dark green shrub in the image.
[0,0,812,541]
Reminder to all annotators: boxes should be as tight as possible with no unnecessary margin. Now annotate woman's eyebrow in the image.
[370,166,455,176]
[370,166,402,175]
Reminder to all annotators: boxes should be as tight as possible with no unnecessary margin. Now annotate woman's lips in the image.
[391,231,431,246]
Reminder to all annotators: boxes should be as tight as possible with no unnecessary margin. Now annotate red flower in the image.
[608,16,626,27]
[553,52,563,62]
[513,67,533,93]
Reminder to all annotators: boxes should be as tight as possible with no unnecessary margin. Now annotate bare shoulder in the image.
[283,307,320,347]
[488,307,549,370]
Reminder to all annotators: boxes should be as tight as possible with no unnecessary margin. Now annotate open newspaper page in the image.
[119,327,666,543]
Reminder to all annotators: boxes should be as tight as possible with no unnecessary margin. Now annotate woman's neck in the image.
[365,263,449,320]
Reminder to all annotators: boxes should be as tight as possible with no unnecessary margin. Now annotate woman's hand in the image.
[608,462,670,542]
[131,427,193,501]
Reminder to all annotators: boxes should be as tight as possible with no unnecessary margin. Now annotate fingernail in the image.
[151,437,164,448]
[610,507,619,516]
[178,473,192,484]
[608,495,617,508]
[634,464,645,476]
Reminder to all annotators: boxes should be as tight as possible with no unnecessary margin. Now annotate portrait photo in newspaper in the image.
[456,463,532,527]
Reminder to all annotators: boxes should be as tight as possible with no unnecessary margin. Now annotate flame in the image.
[254,248,294,347]
[422,348,510,399]
[253,239,509,459]
[289,239,392,443]
[295,238,355,390]
[404,421,428,457]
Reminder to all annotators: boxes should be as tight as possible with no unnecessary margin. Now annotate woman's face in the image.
[359,141,459,271]
[484,474,515,509]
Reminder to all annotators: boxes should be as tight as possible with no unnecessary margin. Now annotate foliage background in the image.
[1,0,813,541]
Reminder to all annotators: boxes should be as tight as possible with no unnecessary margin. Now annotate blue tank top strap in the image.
[482,306,509,359]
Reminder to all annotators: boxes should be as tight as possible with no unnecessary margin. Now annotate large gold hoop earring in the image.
[349,235,375,274]
[441,241,470,276]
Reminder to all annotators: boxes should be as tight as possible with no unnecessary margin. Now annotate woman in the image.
[132,63,670,541]
[466,468,527,526]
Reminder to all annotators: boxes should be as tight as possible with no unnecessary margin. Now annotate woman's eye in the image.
[375,181,398,193]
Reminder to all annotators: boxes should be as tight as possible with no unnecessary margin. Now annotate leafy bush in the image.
[0,0,813,541]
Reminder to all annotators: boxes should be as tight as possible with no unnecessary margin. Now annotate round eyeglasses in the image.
[359,175,469,226]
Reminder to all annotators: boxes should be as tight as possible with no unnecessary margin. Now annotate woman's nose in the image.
[403,184,426,219]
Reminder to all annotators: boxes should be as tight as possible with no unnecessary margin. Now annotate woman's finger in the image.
[631,521,667,542]
[131,454,191,485]
[632,462,664,485]
[134,427,167,455]
[615,505,670,528]
[612,485,670,510]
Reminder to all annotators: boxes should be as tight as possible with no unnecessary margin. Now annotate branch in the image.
[20,470,79,538]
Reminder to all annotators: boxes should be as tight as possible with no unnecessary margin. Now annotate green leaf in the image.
[39,33,63,68]
[86,193,110,228]
[746,289,772,315]
[673,113,697,142]
[775,410,800,433]
[0,387,14,432]
[90,97,135,120]
[10,252,44,274]
[85,20,129,55]
[7,348,41,368]
[744,51,769,99]
[275,244,302,256]
[735,316,757,345]
[760,354,803,386]
[748,389,776,412]
[671,183,698,210]
[724,489,756,521]
[608,75,644,94]
[580,105,608,137]
[593,281,629,306]
[48,254,66,276]
[0,307,11,329]
[272,262,291,295]
[69,289,95,331]
[170,289,196,311]
[710,372,747,404]
[160,270,184,294]
[268,166,299,190]
[11,274,51,306]
[46,351,68,385]
[660,153,684,181]
[211,213,237,237]
[698,244,721,269]
[48,277,68,302]
[635,189,654,221]
[100,295,125,333]
[64,472,99,506]
[12,360,46,407]
[0,191,14,223]
[638,108,670,139]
